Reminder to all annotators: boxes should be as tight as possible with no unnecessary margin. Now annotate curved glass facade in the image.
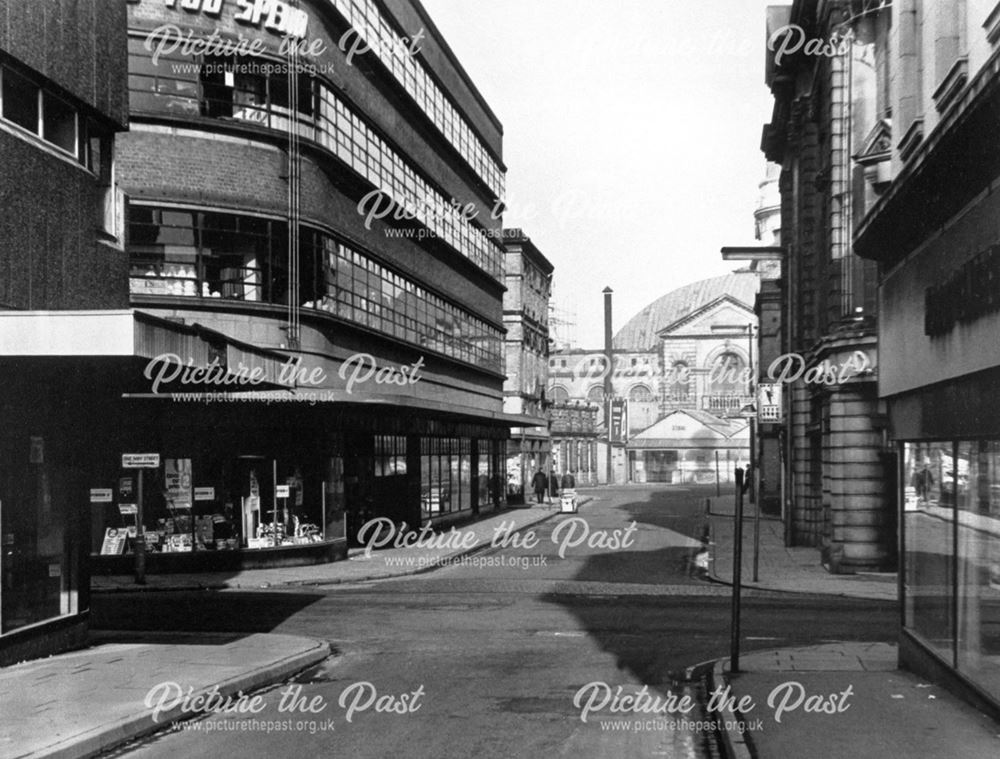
[328,0,505,200]
[128,206,503,371]
[126,36,503,281]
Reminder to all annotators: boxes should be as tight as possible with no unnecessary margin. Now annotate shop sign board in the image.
[89,488,113,503]
[609,399,627,444]
[119,504,138,515]
[276,485,291,498]
[757,383,783,422]
[100,528,127,555]
[194,487,216,501]
[165,458,193,509]
[122,453,160,469]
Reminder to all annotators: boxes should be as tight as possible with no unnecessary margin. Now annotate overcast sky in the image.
[419,0,780,347]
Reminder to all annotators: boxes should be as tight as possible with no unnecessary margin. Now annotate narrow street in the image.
[94,486,898,759]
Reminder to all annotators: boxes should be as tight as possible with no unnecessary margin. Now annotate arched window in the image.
[628,384,654,402]
[586,385,605,404]
[670,361,690,401]
[550,385,569,403]
[709,352,747,395]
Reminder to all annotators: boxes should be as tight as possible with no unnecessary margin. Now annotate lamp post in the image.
[748,322,760,583]
[603,287,613,485]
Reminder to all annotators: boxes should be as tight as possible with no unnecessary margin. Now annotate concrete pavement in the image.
[3,500,573,759]
[704,493,1000,757]
[708,643,1000,759]
[9,487,1000,758]
[0,631,330,759]
[706,495,897,601]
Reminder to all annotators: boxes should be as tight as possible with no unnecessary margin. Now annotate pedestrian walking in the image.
[531,470,548,504]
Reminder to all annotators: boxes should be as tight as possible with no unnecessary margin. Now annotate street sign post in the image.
[121,453,160,585]
[757,382,783,423]
[730,466,746,673]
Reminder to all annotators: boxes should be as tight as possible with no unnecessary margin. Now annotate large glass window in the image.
[903,442,955,662]
[329,0,505,200]
[126,36,503,281]
[129,207,286,302]
[904,439,1000,701]
[420,438,473,518]
[956,441,1000,700]
[128,36,200,117]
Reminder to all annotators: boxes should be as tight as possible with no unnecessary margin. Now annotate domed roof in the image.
[613,271,759,350]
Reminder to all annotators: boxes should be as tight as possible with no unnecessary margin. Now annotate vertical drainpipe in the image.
[604,287,614,485]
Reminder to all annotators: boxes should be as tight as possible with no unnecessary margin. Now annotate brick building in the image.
[502,229,553,501]
[0,0,129,663]
[108,0,517,555]
[3,0,522,599]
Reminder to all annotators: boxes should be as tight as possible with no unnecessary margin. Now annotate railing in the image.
[702,395,756,415]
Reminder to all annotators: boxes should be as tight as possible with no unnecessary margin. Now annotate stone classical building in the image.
[502,229,553,501]
[761,0,895,573]
[852,0,1000,718]
[548,271,758,484]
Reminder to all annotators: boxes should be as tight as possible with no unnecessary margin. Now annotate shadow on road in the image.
[91,589,328,634]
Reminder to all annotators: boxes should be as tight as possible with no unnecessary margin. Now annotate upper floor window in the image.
[708,352,748,395]
[628,385,654,403]
[127,205,502,370]
[1,65,79,158]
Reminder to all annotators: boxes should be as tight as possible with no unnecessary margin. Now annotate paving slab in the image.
[706,497,897,600]
[0,631,330,759]
[707,643,1000,759]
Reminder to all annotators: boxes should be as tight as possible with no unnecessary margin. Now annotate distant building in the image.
[626,410,749,485]
[762,1,894,573]
[548,271,758,484]
[502,229,553,502]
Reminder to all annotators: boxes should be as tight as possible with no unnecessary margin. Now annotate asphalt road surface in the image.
[94,485,898,759]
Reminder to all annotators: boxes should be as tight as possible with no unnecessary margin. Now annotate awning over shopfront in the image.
[0,309,542,429]
[0,309,291,388]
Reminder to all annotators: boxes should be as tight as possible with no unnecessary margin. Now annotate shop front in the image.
[865,116,1000,715]
[896,408,1000,716]
[89,400,511,572]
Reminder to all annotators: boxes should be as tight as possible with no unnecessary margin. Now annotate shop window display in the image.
[92,456,337,556]
[903,440,1000,700]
